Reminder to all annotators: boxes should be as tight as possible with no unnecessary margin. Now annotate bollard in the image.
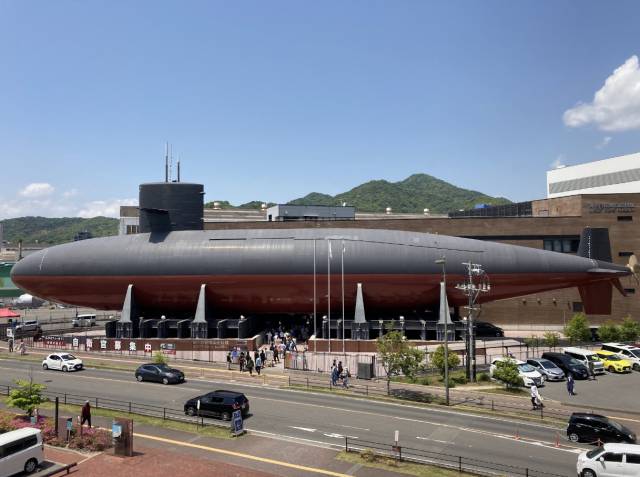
[128,402,132,414]
[491,400,494,411]
[96,397,99,409]
[163,408,166,420]
[345,436,348,452]
[515,428,520,440]
[458,455,462,472]
[555,432,560,448]
[366,385,368,396]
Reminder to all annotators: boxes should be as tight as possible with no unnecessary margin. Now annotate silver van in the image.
[563,347,605,374]
[72,314,96,327]
[0,428,44,476]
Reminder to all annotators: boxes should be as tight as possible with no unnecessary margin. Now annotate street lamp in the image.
[456,261,490,383]
[434,257,449,406]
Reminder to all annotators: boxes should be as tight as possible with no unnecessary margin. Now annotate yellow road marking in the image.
[134,432,351,477]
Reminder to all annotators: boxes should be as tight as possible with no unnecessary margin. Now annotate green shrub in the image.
[430,345,460,378]
[492,358,523,388]
[477,372,490,382]
[620,316,640,342]
[597,321,621,343]
[564,313,591,344]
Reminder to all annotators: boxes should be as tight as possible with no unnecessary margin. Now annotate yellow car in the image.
[597,350,632,373]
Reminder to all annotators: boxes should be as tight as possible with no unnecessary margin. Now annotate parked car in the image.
[541,352,589,379]
[526,358,565,381]
[567,413,637,444]
[42,353,83,372]
[490,357,544,387]
[0,428,44,476]
[563,347,605,375]
[135,364,185,385]
[14,320,41,334]
[601,343,640,371]
[474,322,504,338]
[72,314,96,327]
[596,350,632,373]
[577,443,640,477]
[184,390,249,421]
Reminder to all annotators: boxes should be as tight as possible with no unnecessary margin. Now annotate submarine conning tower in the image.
[138,182,204,233]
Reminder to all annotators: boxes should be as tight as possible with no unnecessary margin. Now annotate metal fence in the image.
[0,382,228,429]
[286,374,571,421]
[345,437,568,477]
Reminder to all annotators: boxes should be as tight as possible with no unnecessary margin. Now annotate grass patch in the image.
[337,450,477,477]
[476,387,528,397]
[0,394,236,440]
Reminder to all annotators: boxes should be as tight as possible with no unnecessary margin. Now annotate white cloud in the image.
[76,198,137,218]
[19,182,55,198]
[563,55,640,132]
[1,183,136,219]
[550,154,566,169]
[596,136,612,149]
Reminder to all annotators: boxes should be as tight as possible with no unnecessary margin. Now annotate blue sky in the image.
[2,1,640,218]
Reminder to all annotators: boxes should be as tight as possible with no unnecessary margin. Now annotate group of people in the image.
[330,360,351,388]
[531,372,578,410]
[7,338,26,355]
[227,348,268,376]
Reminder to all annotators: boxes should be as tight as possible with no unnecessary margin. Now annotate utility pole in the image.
[456,261,490,383]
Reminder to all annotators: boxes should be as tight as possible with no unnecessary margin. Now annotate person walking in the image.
[567,373,576,396]
[18,339,26,355]
[226,351,232,370]
[530,383,543,410]
[8,338,13,353]
[260,349,266,367]
[246,357,254,376]
[588,360,596,381]
[239,352,245,372]
[255,355,262,375]
[81,400,92,428]
[341,369,351,389]
[331,365,339,386]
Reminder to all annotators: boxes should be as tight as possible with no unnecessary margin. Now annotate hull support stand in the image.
[191,284,209,339]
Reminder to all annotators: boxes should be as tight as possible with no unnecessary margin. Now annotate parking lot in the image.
[539,367,640,415]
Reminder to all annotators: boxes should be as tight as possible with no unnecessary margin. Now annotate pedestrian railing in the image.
[286,374,572,421]
[345,437,569,477]
[0,382,229,429]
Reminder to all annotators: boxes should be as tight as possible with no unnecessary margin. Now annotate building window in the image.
[572,302,583,312]
[126,225,139,235]
[619,251,634,257]
[618,216,633,221]
[624,288,636,294]
[543,238,580,253]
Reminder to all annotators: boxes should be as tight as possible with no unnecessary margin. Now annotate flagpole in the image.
[341,240,345,356]
[327,239,331,356]
[313,238,316,354]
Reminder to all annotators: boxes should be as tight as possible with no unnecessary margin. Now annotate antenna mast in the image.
[165,142,169,182]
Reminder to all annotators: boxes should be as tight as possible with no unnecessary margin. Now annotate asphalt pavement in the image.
[0,358,587,476]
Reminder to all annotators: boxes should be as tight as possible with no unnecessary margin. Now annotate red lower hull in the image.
[15,272,603,314]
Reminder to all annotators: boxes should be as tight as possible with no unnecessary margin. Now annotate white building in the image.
[547,152,640,198]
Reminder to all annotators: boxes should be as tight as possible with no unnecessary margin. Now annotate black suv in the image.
[474,322,504,338]
[567,413,636,444]
[135,363,185,385]
[541,352,589,379]
[184,390,249,421]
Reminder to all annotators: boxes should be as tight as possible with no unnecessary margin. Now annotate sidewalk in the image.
[1,401,411,477]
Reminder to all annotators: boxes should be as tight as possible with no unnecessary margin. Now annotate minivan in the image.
[0,428,44,476]
[14,320,40,334]
[577,443,640,477]
[563,347,605,375]
[541,352,590,379]
[72,314,96,327]
[184,390,249,421]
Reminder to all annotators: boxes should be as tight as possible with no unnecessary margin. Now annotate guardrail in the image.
[41,462,77,477]
[0,383,229,429]
[286,374,571,421]
[345,437,569,477]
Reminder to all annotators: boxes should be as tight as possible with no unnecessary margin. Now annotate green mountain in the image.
[290,174,511,213]
[1,216,118,246]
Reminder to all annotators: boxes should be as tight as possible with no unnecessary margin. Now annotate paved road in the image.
[1,359,585,476]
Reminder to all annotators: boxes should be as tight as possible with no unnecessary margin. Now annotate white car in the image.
[42,353,83,372]
[490,357,544,387]
[577,443,640,477]
[72,314,96,327]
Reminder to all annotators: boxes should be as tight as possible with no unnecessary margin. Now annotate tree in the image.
[544,331,559,350]
[153,350,167,365]
[430,345,460,382]
[7,378,47,416]
[564,313,591,344]
[619,316,640,342]
[492,358,523,389]
[596,321,621,343]
[524,335,541,354]
[377,330,425,394]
